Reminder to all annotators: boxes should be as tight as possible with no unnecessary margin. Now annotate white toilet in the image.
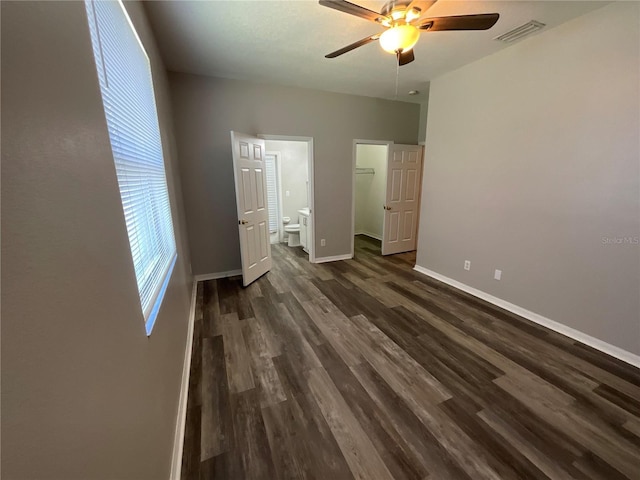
[282,217,301,247]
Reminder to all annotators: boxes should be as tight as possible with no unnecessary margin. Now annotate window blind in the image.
[265,155,278,233]
[85,0,176,335]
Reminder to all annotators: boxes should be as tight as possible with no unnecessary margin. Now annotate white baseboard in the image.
[355,231,382,241]
[170,280,198,480]
[194,269,242,281]
[413,265,640,368]
[314,253,353,264]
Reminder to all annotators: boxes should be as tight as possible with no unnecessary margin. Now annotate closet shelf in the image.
[356,167,375,175]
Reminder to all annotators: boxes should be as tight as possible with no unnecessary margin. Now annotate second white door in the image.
[382,144,423,255]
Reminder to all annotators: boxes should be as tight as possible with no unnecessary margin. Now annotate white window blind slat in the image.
[265,156,278,234]
[85,0,177,335]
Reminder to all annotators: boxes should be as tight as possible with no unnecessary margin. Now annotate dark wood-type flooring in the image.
[181,235,640,479]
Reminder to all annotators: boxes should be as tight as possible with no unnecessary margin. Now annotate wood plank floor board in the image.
[623,417,640,439]
[407,300,638,429]
[495,375,640,479]
[407,271,640,391]
[216,277,240,316]
[221,312,255,394]
[348,314,452,405]
[568,342,640,387]
[200,335,232,461]
[593,383,640,417]
[230,388,277,480]
[272,303,323,372]
[311,277,368,319]
[439,397,552,480]
[315,343,428,480]
[287,390,356,480]
[306,366,396,480]
[181,236,640,480]
[407,277,551,339]
[340,271,408,308]
[254,273,282,303]
[477,407,579,480]
[350,360,476,480]
[480,383,587,460]
[199,452,227,480]
[572,450,634,480]
[277,293,325,347]
[181,405,201,480]
[411,288,637,412]
[201,280,214,338]
[300,299,363,368]
[248,296,284,356]
[242,318,287,408]
[187,313,203,410]
[272,352,311,398]
[273,353,356,480]
[261,400,308,480]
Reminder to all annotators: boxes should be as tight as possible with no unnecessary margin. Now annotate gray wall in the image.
[416,2,640,355]
[1,2,193,479]
[168,73,420,273]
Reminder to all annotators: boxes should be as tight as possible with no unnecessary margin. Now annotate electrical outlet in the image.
[285,190,290,197]
[464,260,471,271]
[494,269,502,280]
[320,239,326,247]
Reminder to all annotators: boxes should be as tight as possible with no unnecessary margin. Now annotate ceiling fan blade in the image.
[398,49,415,66]
[406,0,438,17]
[419,13,499,31]
[325,34,381,58]
[319,0,388,24]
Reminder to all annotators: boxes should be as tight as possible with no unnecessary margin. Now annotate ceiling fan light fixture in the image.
[379,24,420,54]
[405,7,421,22]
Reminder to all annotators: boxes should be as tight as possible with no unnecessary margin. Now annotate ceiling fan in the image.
[320,0,500,66]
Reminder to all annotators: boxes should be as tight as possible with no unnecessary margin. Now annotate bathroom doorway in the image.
[262,135,315,262]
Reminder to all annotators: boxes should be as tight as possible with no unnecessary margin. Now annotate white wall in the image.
[1,2,193,478]
[417,2,640,355]
[355,144,388,240]
[266,140,309,227]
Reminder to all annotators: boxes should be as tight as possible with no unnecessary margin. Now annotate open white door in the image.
[382,144,423,255]
[231,131,272,286]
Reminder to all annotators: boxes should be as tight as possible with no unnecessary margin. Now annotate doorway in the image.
[354,143,388,242]
[351,140,424,258]
[262,135,315,263]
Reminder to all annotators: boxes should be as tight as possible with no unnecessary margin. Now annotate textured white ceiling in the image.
[144,0,607,103]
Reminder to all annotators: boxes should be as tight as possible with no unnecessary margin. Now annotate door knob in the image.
[383,205,391,211]
[239,219,248,225]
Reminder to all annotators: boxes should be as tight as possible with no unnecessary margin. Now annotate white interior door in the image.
[382,144,423,255]
[231,131,272,286]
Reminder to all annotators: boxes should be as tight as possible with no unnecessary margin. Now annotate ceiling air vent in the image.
[494,20,546,43]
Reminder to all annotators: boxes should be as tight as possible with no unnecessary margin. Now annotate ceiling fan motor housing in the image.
[381,0,414,18]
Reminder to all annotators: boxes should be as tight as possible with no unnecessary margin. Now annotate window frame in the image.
[85,0,177,335]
